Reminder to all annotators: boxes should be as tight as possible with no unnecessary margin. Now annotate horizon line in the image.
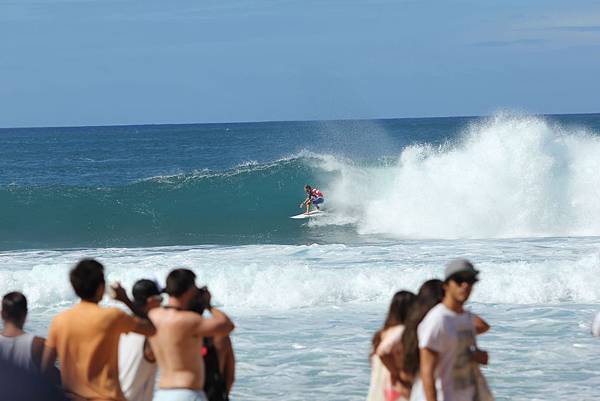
[2,111,600,131]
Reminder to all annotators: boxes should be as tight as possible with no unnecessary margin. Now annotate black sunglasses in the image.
[451,275,478,285]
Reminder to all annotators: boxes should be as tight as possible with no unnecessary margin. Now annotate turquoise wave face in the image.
[0,158,340,250]
[4,113,600,250]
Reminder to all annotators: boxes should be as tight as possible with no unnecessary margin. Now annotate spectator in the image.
[149,268,234,401]
[41,259,155,401]
[0,291,45,372]
[0,357,67,401]
[119,279,163,401]
[417,259,489,401]
[190,286,236,401]
[366,290,416,401]
[401,279,445,384]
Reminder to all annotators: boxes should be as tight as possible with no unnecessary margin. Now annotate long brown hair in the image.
[401,279,445,375]
[371,290,417,356]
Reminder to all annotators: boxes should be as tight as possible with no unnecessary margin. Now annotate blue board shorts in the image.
[311,197,324,205]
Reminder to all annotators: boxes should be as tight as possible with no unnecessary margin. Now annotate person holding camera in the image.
[191,286,236,401]
[149,269,234,401]
[118,279,163,401]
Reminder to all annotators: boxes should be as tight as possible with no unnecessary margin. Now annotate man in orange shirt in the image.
[42,259,155,401]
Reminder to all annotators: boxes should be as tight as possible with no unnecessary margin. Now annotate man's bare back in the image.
[149,307,206,389]
[150,269,235,401]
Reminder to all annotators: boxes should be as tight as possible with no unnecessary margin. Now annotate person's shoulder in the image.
[175,310,204,331]
[50,306,75,324]
[104,306,129,316]
[418,304,448,332]
[378,325,405,353]
[462,307,476,319]
[103,306,135,324]
[148,308,201,324]
[382,324,405,340]
[424,303,446,320]
[48,306,78,334]
[148,307,161,319]
[179,310,203,323]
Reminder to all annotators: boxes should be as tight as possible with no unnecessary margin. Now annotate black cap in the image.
[132,279,161,306]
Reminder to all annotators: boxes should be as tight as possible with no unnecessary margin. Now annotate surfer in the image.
[299,184,324,214]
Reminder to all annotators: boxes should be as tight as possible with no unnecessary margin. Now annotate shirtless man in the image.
[149,269,234,401]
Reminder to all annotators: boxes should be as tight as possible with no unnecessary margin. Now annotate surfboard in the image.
[290,210,324,219]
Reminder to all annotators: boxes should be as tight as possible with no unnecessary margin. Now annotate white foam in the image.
[1,238,600,312]
[316,113,600,239]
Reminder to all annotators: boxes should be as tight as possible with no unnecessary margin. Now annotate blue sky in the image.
[1,0,600,127]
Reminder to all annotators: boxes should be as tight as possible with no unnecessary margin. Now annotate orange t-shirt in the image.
[46,301,137,401]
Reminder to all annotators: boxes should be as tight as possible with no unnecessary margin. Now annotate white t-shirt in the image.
[417,303,476,401]
[119,332,157,401]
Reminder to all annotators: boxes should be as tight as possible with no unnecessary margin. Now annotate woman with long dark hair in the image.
[401,280,445,379]
[366,290,417,401]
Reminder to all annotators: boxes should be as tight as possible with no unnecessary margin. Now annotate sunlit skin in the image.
[149,287,235,390]
[443,275,475,311]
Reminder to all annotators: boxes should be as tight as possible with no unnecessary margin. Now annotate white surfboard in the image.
[290,210,324,219]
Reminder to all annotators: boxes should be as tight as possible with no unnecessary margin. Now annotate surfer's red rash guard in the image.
[310,189,323,198]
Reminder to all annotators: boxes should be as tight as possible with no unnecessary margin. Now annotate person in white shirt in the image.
[0,292,45,372]
[417,259,489,401]
[118,280,163,401]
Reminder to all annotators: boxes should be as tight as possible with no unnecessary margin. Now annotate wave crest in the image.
[323,114,600,238]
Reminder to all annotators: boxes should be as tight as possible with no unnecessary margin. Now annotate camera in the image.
[189,285,211,314]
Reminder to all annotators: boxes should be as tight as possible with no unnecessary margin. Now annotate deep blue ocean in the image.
[2,113,600,250]
[2,113,600,400]
[0,117,475,250]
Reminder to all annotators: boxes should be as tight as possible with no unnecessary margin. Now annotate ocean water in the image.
[2,113,600,400]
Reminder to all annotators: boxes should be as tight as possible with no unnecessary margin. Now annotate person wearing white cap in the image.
[414,258,489,401]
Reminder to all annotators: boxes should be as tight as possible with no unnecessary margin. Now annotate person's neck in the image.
[443,297,465,313]
[81,298,100,305]
[166,297,187,310]
[1,321,25,337]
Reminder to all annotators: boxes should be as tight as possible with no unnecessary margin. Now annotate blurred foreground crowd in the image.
[2,257,598,401]
[0,259,234,401]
